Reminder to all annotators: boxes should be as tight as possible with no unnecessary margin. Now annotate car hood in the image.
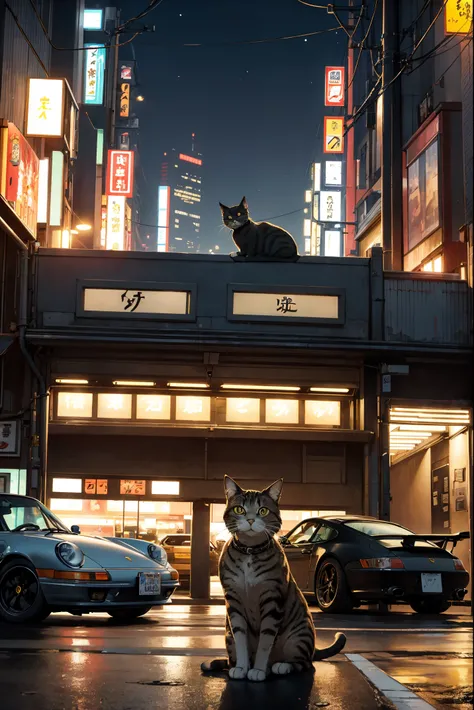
[43,533,158,569]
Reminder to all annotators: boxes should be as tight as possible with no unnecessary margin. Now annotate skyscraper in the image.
[158,136,203,252]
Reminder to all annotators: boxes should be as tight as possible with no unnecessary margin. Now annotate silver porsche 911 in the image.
[0,494,179,624]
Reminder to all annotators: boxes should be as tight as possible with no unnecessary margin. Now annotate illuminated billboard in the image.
[106,195,125,250]
[179,153,202,166]
[323,117,344,154]
[84,44,106,105]
[445,0,472,33]
[26,78,64,137]
[325,160,342,186]
[324,67,345,107]
[320,191,342,222]
[157,186,170,252]
[106,150,134,197]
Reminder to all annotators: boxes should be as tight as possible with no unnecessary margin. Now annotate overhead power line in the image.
[132,208,306,231]
[181,26,341,47]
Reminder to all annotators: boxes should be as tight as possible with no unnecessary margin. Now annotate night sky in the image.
[119,0,345,252]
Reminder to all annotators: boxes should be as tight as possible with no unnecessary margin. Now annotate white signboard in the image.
[83,288,190,315]
[106,195,125,251]
[325,161,342,186]
[320,191,342,222]
[233,292,339,320]
[26,79,64,137]
[324,230,342,257]
[0,421,20,456]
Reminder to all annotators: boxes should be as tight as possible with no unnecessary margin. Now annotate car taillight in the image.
[453,558,466,571]
[360,558,405,569]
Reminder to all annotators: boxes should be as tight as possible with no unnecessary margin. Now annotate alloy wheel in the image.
[317,563,338,607]
[0,566,39,615]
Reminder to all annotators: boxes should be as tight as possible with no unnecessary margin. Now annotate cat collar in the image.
[231,538,273,555]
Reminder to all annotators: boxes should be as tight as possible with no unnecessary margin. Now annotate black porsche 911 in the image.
[280,516,469,614]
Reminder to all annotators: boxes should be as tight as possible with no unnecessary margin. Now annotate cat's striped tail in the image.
[313,632,347,660]
[201,658,229,672]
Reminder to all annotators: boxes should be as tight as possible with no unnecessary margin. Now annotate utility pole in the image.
[381,0,402,271]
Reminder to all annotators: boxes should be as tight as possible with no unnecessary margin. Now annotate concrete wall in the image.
[390,449,431,532]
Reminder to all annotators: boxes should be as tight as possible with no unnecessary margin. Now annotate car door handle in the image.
[300,549,312,555]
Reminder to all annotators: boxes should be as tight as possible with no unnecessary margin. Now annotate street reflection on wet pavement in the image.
[0,603,471,710]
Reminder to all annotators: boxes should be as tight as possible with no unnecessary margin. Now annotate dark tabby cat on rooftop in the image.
[201,476,346,682]
[220,197,298,260]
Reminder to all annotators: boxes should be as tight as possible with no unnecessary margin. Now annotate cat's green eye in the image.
[258,507,270,517]
[237,212,241,216]
[233,505,246,515]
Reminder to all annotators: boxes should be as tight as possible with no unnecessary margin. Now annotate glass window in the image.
[345,521,413,536]
[0,495,67,532]
[286,520,320,545]
[57,392,93,418]
[52,478,82,493]
[265,399,299,424]
[407,139,440,251]
[226,398,260,423]
[137,394,171,420]
[305,400,341,426]
[162,535,190,546]
[312,524,338,542]
[97,393,132,419]
[176,396,211,422]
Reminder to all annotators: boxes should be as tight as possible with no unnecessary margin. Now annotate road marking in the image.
[346,653,436,709]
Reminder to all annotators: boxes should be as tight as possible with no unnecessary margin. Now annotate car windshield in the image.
[344,520,438,548]
[0,496,69,533]
[162,535,190,546]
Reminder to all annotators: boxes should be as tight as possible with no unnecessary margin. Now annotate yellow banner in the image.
[445,0,472,34]
[120,83,130,118]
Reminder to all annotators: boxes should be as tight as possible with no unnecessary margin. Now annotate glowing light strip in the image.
[167,382,209,389]
[310,387,350,393]
[221,384,301,392]
[55,379,89,385]
[112,380,155,387]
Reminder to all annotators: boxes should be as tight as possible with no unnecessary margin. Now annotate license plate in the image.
[421,573,442,593]
[139,571,161,596]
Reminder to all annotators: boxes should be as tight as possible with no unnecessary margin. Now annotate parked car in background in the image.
[160,533,220,584]
[0,494,179,624]
[281,515,469,614]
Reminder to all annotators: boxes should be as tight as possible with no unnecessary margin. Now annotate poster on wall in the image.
[407,158,422,250]
[0,421,20,456]
[120,480,146,495]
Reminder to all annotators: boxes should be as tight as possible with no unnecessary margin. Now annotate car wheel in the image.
[0,560,49,624]
[315,558,353,613]
[409,598,451,614]
[107,607,152,621]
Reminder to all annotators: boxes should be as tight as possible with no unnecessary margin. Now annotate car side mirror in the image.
[71,525,81,534]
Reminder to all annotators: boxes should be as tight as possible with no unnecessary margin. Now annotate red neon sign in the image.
[106,149,134,197]
[324,66,345,107]
[179,153,202,166]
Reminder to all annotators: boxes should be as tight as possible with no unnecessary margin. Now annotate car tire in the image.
[107,607,152,621]
[0,559,50,624]
[315,558,353,613]
[409,598,451,614]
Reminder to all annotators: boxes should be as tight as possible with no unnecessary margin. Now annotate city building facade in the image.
[158,139,203,253]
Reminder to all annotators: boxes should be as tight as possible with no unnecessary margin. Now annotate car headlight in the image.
[56,541,84,568]
[148,544,167,565]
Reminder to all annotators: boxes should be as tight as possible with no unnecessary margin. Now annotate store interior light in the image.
[75,223,92,232]
[71,229,79,235]
[55,378,89,385]
[221,384,301,392]
[112,380,155,387]
[310,386,350,393]
[167,382,209,389]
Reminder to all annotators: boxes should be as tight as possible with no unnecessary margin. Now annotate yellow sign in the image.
[106,194,125,250]
[26,79,64,137]
[323,116,344,154]
[120,82,130,117]
[445,0,472,33]
[85,479,97,495]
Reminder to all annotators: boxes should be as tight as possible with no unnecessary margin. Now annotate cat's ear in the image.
[224,475,242,500]
[219,202,227,212]
[240,196,248,210]
[262,479,283,503]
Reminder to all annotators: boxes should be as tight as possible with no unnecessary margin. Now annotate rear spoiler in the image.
[372,531,470,551]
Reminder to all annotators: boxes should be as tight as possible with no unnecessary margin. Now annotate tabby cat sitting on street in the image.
[201,476,346,682]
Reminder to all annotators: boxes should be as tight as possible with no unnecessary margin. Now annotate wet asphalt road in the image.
[0,602,471,710]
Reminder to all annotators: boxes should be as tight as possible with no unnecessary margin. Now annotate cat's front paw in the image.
[229,666,248,680]
[272,662,293,675]
[247,668,267,682]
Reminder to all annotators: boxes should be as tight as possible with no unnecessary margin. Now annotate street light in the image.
[74,223,92,232]
[136,95,145,102]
